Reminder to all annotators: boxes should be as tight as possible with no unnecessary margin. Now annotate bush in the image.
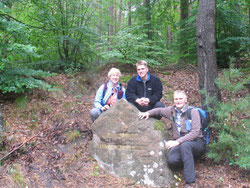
[206,65,250,169]
[0,68,55,94]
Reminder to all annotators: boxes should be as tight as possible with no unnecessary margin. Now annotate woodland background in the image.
[0,0,249,187]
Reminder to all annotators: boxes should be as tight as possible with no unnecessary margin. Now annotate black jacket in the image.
[126,72,163,112]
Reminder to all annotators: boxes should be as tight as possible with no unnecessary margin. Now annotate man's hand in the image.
[135,98,150,106]
[141,97,150,105]
[165,140,180,149]
[101,105,110,111]
[138,112,150,120]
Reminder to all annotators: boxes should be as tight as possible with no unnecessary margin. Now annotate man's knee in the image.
[153,101,165,109]
[167,149,180,165]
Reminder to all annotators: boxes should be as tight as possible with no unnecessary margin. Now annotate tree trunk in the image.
[128,1,132,28]
[196,0,221,120]
[167,26,172,54]
[118,0,123,29]
[180,0,188,29]
[179,0,189,63]
[144,0,153,40]
[109,0,114,37]
[0,105,3,133]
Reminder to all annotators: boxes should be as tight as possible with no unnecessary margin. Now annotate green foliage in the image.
[99,27,169,66]
[174,1,249,67]
[206,66,250,169]
[0,68,55,93]
[216,1,249,67]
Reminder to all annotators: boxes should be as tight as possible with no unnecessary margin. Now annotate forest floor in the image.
[0,64,249,188]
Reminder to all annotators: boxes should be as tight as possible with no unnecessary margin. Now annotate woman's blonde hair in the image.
[108,68,121,78]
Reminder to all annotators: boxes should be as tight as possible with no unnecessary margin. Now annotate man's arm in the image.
[126,77,139,104]
[138,106,172,120]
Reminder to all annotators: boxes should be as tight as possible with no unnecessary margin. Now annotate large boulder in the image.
[89,99,174,187]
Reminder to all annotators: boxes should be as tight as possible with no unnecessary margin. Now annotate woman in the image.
[90,68,126,122]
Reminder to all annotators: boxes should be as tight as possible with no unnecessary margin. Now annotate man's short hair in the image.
[174,90,187,99]
[136,60,148,67]
[108,68,121,78]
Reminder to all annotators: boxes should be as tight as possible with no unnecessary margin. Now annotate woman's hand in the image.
[138,112,150,120]
[101,105,110,111]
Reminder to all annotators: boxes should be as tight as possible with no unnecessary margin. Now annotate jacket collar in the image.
[136,72,151,82]
[174,104,189,113]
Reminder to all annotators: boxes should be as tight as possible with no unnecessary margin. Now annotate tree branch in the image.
[0,13,46,30]
[0,133,39,161]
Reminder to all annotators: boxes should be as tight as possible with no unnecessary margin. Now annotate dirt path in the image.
[0,68,249,188]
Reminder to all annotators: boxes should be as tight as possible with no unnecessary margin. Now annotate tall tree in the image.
[144,0,153,40]
[128,0,131,28]
[179,0,189,62]
[196,0,221,119]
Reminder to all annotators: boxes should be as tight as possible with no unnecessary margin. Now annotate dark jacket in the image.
[148,105,203,143]
[126,72,163,112]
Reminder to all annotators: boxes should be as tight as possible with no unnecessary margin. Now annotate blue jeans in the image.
[90,108,102,122]
[167,139,205,184]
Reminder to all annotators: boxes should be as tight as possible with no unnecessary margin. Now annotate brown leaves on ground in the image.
[0,67,249,188]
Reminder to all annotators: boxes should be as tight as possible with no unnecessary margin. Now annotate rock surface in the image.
[89,99,174,187]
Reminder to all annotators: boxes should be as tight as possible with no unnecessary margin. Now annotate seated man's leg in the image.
[152,101,165,109]
[90,108,102,122]
[180,139,204,184]
[167,145,182,167]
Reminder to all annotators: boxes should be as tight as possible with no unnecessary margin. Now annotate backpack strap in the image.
[101,83,108,105]
[103,82,124,100]
[117,83,123,99]
[187,107,193,121]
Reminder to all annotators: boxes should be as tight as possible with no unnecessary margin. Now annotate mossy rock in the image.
[154,120,166,132]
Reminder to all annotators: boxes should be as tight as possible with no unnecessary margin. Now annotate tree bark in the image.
[0,105,3,133]
[128,1,132,28]
[179,0,189,63]
[144,0,153,40]
[118,0,123,29]
[180,0,188,29]
[196,0,221,119]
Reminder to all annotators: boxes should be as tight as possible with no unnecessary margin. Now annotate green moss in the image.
[163,72,170,75]
[154,120,166,132]
[163,90,174,101]
[14,95,28,108]
[160,78,172,88]
[120,75,132,84]
[66,130,81,143]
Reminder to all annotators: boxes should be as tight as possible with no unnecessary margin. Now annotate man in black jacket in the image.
[126,60,164,112]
